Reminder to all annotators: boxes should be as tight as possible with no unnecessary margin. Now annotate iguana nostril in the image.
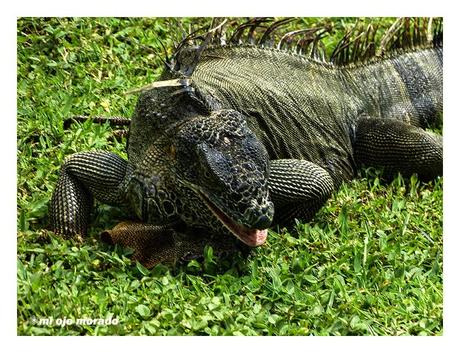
[251,214,272,229]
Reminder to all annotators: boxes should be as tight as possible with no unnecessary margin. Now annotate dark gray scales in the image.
[50,18,443,267]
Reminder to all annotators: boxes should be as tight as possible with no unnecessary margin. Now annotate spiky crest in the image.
[167,17,443,76]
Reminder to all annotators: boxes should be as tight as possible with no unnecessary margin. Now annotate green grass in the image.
[17,17,443,336]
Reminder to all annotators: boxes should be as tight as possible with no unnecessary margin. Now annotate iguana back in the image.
[190,45,358,186]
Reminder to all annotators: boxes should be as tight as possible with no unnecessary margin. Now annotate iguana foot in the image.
[100,221,240,268]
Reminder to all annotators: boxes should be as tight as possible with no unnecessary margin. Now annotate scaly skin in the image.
[50,18,443,267]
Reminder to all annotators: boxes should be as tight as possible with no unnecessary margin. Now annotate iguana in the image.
[50,18,443,268]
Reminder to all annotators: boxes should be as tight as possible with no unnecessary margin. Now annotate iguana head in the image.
[171,109,274,246]
[128,82,274,246]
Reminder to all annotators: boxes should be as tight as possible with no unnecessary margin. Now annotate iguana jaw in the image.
[196,190,268,247]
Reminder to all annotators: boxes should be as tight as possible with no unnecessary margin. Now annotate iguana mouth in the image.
[197,190,268,247]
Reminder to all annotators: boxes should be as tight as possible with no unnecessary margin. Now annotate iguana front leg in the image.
[268,159,335,226]
[353,117,443,180]
[50,151,131,237]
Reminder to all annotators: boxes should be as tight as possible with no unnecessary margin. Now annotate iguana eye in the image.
[203,170,212,179]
